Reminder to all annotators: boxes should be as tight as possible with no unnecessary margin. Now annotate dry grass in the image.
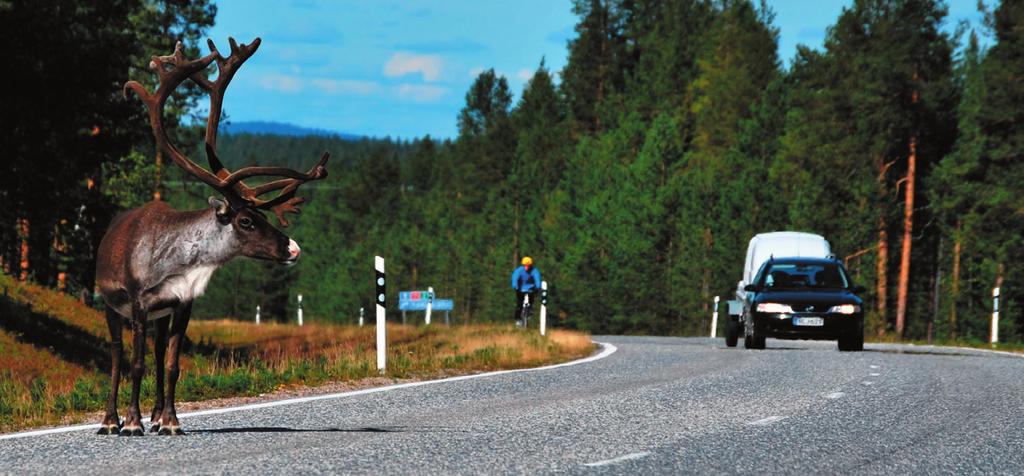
[0,277,594,433]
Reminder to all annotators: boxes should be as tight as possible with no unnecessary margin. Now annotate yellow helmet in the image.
[521,256,533,266]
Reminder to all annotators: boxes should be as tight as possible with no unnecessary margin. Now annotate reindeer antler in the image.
[124,38,329,226]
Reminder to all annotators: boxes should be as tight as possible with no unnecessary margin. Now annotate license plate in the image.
[793,317,824,326]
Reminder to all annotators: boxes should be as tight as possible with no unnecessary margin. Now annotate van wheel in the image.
[725,317,739,347]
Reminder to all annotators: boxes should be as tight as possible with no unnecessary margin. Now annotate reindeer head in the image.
[124,38,327,266]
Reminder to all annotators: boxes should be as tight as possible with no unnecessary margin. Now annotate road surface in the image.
[2,336,1022,474]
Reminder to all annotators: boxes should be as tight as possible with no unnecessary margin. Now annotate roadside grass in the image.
[0,275,594,433]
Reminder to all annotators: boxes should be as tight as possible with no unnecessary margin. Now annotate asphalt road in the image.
[3,336,1023,474]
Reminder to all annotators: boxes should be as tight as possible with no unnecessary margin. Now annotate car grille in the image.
[790,303,824,313]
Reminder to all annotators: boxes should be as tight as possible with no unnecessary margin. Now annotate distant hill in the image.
[222,121,363,140]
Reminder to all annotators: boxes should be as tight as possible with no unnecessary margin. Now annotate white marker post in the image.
[710,296,720,338]
[540,281,548,336]
[297,294,303,326]
[255,305,260,325]
[425,286,434,325]
[375,256,386,373]
[359,307,364,327]
[991,287,1000,344]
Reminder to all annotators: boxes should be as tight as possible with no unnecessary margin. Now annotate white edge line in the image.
[945,345,1024,359]
[0,341,617,441]
[583,451,652,467]
[747,415,785,426]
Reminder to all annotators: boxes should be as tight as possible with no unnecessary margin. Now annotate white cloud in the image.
[516,68,533,81]
[312,79,381,95]
[395,84,447,102]
[259,74,304,93]
[384,52,444,81]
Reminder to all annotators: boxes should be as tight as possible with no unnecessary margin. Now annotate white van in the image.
[723,232,832,346]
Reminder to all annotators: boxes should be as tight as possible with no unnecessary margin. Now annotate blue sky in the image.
[205,0,988,140]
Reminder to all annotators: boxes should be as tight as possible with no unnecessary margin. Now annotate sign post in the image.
[540,281,548,336]
[991,287,1000,344]
[425,286,434,325]
[710,296,720,338]
[255,305,260,325]
[297,294,303,326]
[375,256,386,373]
[359,307,364,327]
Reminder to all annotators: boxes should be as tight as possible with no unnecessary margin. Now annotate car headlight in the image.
[827,304,861,314]
[756,303,794,313]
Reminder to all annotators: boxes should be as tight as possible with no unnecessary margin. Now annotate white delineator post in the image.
[297,294,303,326]
[375,256,386,373]
[255,305,260,325]
[425,286,434,325]
[359,307,364,327]
[991,287,1000,344]
[540,281,548,336]
[710,296,720,338]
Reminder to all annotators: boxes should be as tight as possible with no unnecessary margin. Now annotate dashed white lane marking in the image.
[869,372,881,376]
[869,365,880,369]
[583,451,652,467]
[825,392,845,400]
[862,381,874,386]
[0,342,619,441]
[748,416,785,426]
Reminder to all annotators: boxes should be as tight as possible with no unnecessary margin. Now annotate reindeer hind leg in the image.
[149,315,170,433]
[119,306,147,437]
[97,307,123,435]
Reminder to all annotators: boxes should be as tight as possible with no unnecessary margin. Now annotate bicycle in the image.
[517,293,533,328]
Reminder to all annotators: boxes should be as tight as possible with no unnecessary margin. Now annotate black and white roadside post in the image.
[540,281,548,336]
[425,286,434,325]
[255,305,261,325]
[359,307,364,327]
[375,256,386,373]
[991,287,1000,344]
[711,296,720,338]
[297,294,304,326]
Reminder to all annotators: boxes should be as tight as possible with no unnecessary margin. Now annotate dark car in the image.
[742,257,865,351]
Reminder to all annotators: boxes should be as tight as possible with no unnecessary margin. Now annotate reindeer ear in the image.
[208,197,232,224]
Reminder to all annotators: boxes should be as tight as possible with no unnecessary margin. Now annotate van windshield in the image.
[761,262,849,289]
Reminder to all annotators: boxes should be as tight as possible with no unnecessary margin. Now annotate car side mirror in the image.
[744,284,759,293]
[851,285,867,294]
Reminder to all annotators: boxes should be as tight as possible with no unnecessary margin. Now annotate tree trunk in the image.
[929,236,942,345]
[949,221,961,339]
[17,218,29,281]
[896,133,917,337]
[876,216,888,336]
[153,149,163,201]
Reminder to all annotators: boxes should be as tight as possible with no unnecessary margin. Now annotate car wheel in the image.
[725,317,739,348]
[838,321,864,351]
[838,332,864,351]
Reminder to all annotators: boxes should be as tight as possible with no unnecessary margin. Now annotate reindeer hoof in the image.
[149,423,161,433]
[119,426,145,437]
[157,425,184,436]
[96,424,121,435]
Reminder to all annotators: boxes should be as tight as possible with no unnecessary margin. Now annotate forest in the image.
[1,0,1021,342]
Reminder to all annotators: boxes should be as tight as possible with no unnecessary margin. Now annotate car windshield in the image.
[761,262,849,289]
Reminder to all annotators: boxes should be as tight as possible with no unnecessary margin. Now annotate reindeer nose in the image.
[288,239,301,260]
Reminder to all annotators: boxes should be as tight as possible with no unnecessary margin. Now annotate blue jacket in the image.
[511,266,542,292]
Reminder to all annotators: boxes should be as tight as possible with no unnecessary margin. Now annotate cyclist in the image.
[511,256,542,326]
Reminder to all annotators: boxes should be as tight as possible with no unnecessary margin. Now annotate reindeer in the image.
[95,37,328,436]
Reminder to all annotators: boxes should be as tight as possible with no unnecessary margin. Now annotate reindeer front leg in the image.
[158,301,191,435]
[97,308,123,435]
[120,306,148,436]
[149,315,170,433]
